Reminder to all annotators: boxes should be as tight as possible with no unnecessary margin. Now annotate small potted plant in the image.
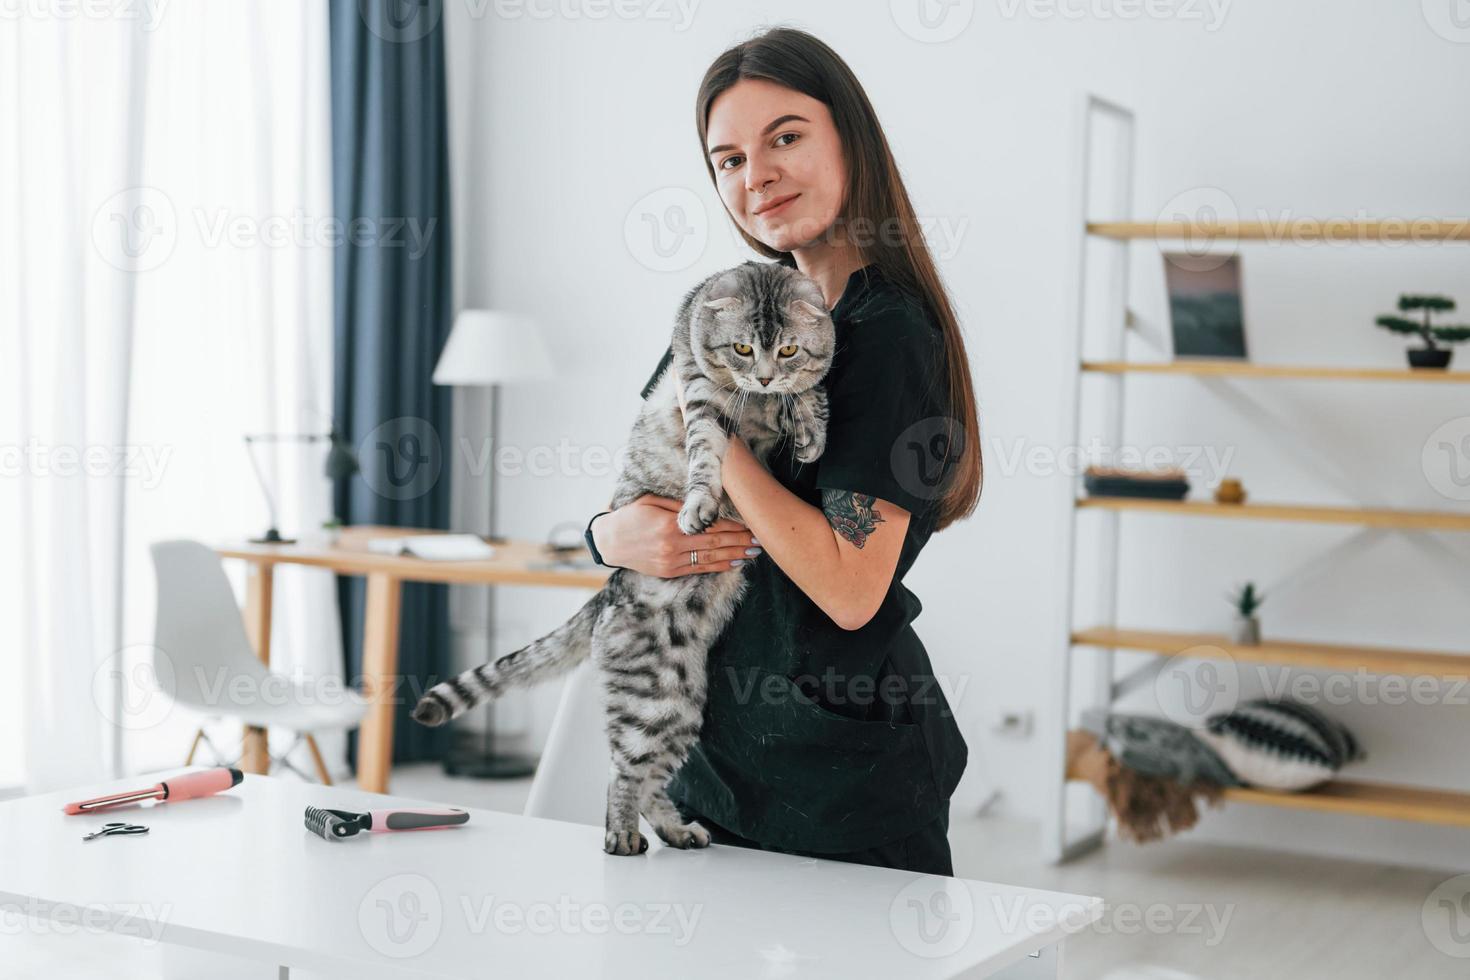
[320,517,344,546]
[1228,581,1264,645]
[1374,294,1470,369]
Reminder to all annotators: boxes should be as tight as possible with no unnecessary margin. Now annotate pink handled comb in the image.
[304,805,469,841]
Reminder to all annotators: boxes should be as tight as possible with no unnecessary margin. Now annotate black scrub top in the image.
[637,261,968,853]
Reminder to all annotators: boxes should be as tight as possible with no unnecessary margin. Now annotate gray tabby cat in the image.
[412,260,836,855]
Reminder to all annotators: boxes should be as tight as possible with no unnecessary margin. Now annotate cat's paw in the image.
[677,490,721,535]
[603,828,649,856]
[794,430,826,464]
[655,820,711,850]
[411,692,451,727]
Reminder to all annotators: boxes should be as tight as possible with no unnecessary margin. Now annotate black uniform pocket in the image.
[697,665,940,853]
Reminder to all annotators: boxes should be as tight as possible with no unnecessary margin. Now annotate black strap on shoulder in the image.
[640,345,674,401]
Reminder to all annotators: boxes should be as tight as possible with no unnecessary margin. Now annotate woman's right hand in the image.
[591,494,760,577]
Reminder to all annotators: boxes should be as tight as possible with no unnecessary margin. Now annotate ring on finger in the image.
[690,549,697,567]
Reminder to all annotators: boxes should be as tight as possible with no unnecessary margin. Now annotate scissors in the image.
[82,822,149,842]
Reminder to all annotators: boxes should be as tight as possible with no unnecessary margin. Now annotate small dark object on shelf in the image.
[1083,465,1190,501]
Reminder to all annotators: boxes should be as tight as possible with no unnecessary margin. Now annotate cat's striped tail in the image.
[411,591,605,728]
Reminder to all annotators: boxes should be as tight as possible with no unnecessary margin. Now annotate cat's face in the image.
[695,264,835,395]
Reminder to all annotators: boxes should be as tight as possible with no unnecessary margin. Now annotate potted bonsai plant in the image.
[1228,581,1264,646]
[1374,294,1470,369]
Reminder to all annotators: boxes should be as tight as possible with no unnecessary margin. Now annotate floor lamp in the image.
[433,309,554,779]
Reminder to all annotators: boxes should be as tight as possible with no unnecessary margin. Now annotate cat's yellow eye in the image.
[778,344,798,357]
[732,343,753,356]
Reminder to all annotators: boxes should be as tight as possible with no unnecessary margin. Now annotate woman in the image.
[587,27,982,876]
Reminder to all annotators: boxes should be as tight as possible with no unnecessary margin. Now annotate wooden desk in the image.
[216,526,610,793]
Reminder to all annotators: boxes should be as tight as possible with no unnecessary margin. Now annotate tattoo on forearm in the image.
[821,490,886,548]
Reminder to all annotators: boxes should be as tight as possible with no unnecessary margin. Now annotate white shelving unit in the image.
[1042,95,1470,864]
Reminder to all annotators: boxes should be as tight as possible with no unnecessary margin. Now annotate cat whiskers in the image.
[719,377,751,431]
[714,378,742,417]
[712,378,748,432]
[733,388,752,431]
[779,392,800,463]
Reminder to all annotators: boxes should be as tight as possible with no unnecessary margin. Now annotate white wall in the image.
[442,0,1470,868]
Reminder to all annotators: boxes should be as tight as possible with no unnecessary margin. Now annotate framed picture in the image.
[1162,252,1248,360]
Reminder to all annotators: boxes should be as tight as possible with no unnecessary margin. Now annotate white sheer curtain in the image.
[1,12,148,792]
[1,2,344,791]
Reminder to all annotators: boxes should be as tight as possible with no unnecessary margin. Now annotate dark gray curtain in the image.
[329,0,454,766]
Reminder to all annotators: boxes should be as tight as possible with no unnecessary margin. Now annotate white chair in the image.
[523,661,610,826]
[149,539,367,784]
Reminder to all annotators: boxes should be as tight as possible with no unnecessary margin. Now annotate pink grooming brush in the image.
[303,805,469,841]
[62,768,244,815]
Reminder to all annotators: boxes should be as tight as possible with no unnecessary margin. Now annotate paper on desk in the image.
[366,534,496,561]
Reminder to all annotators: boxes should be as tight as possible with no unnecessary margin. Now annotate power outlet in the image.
[990,708,1034,739]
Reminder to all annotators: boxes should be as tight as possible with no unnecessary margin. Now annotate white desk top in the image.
[0,771,1102,979]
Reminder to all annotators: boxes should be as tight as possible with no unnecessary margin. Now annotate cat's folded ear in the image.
[787,273,830,324]
[703,269,745,314]
[789,299,827,323]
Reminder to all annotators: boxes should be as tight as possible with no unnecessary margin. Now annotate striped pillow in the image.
[1195,699,1365,791]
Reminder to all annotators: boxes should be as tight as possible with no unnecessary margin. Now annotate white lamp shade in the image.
[432,309,554,386]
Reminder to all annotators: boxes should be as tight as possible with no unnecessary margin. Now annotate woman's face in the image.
[705,78,848,254]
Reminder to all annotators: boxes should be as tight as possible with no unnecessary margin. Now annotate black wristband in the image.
[584,511,626,570]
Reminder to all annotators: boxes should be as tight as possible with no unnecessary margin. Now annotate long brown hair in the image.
[695,27,982,530]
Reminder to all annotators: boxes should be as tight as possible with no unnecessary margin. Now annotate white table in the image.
[0,771,1102,978]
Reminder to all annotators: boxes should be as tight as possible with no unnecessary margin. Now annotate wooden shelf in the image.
[1081,360,1470,383]
[1222,781,1470,827]
[1071,625,1470,679]
[1068,776,1470,828]
[1086,219,1470,242]
[1051,105,1470,859]
[1076,496,1470,532]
